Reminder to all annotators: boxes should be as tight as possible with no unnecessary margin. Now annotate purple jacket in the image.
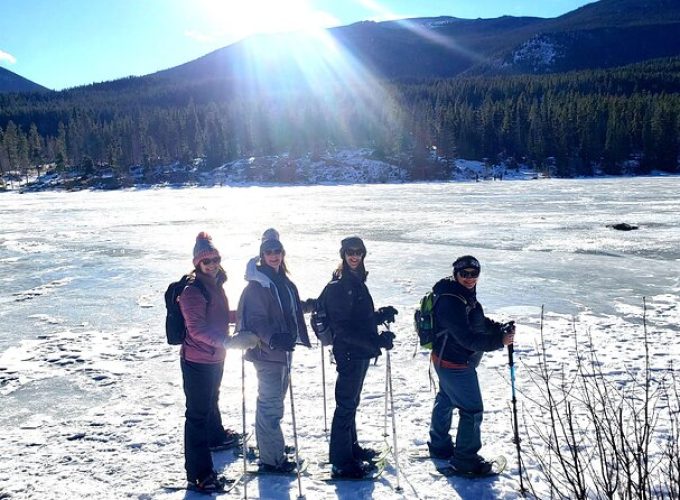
[179,270,230,364]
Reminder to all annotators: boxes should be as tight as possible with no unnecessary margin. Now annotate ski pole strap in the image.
[431,352,469,370]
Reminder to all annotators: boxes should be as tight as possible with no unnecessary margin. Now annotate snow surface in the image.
[1,177,679,499]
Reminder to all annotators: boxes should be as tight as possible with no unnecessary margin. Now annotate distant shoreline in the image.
[2,150,676,194]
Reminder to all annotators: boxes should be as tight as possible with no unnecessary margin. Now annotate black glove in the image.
[269,333,296,351]
[377,330,396,351]
[376,306,398,324]
[301,298,317,313]
[501,321,516,335]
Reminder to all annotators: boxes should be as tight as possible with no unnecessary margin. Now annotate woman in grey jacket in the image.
[237,231,311,473]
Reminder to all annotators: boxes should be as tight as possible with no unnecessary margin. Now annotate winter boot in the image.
[331,460,374,479]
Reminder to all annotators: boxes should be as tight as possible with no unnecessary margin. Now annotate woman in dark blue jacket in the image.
[427,255,514,475]
[325,236,397,479]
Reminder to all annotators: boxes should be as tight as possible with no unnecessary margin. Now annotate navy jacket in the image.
[431,277,504,367]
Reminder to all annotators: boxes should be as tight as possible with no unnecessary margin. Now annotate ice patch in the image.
[12,277,73,302]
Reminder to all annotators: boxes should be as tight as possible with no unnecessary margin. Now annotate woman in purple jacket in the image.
[178,232,257,493]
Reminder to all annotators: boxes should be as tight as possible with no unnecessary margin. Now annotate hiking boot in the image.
[188,472,227,494]
[258,458,298,474]
[450,454,493,475]
[331,461,373,479]
[209,429,242,451]
[427,441,455,460]
[353,446,380,462]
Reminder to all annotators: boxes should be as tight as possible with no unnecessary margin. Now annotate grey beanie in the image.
[260,228,284,256]
[261,228,280,243]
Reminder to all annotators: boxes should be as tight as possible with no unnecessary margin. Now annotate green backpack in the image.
[414,291,438,350]
[414,291,467,350]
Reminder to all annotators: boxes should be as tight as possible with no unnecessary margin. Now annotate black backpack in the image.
[164,274,209,345]
[310,285,333,346]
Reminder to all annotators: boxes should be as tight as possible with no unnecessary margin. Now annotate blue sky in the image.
[0,0,594,90]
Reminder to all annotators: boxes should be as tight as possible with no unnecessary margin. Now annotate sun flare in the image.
[195,0,339,43]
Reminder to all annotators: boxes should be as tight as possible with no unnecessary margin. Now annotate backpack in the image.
[414,291,467,350]
[310,285,333,346]
[414,291,438,350]
[164,274,209,345]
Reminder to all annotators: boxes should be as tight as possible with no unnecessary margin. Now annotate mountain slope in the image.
[148,0,680,84]
[0,67,48,93]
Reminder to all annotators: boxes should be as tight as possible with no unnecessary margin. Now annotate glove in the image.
[301,298,317,313]
[377,330,396,351]
[226,331,259,350]
[501,321,515,346]
[269,332,296,351]
[501,321,516,335]
[376,306,398,324]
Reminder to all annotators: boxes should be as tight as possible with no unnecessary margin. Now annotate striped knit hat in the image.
[193,232,220,267]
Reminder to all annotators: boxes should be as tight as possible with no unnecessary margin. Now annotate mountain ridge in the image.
[0,66,48,93]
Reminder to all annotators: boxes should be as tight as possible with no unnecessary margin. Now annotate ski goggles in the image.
[458,269,480,279]
[200,257,221,266]
[264,248,282,256]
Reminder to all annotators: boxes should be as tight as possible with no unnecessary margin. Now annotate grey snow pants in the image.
[253,360,289,467]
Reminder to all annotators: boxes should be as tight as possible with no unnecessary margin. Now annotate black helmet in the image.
[453,255,481,274]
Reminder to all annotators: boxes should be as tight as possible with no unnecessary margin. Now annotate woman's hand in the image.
[225,331,259,350]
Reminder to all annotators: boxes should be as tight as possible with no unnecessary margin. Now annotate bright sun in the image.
[196,0,339,43]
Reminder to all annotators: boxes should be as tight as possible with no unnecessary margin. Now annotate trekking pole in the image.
[320,345,328,435]
[241,352,248,499]
[383,362,389,439]
[508,341,525,494]
[286,353,304,499]
[386,348,403,493]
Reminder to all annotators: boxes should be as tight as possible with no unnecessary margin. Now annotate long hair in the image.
[259,256,289,276]
[193,265,228,283]
[334,259,367,281]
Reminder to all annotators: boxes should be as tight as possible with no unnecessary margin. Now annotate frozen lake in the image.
[1,177,679,499]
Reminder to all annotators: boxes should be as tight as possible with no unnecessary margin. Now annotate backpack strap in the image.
[432,293,470,367]
[187,275,210,305]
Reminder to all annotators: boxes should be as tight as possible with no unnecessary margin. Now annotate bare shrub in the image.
[518,299,679,499]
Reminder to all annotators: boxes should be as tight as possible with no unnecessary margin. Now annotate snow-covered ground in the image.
[1,177,678,499]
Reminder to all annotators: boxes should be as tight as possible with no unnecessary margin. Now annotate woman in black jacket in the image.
[325,236,397,479]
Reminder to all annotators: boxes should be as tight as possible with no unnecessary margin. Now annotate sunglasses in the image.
[264,248,282,256]
[200,257,221,266]
[345,248,364,257]
[458,269,480,279]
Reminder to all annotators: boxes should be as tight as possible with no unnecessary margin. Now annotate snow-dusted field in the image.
[1,177,678,499]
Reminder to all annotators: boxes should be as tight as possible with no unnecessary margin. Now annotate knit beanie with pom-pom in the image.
[193,231,220,267]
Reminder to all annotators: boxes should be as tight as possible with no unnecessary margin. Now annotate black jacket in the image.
[431,277,504,367]
[325,269,381,360]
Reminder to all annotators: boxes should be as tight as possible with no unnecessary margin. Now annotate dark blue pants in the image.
[329,356,370,467]
[429,364,484,460]
[181,358,226,482]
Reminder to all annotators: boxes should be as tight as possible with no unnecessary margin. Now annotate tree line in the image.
[1,57,679,180]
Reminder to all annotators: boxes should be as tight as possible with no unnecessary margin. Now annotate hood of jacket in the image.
[244,256,274,288]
